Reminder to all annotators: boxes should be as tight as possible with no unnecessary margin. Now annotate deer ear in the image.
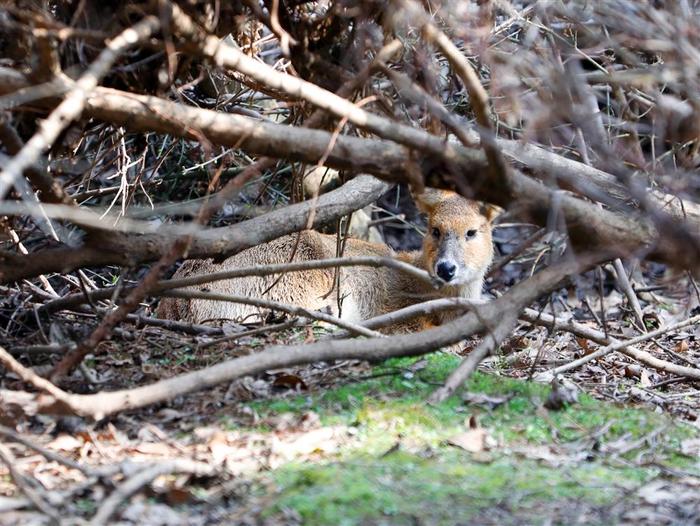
[479,202,501,223]
[413,187,451,214]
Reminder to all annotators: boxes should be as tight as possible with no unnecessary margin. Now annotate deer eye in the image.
[466,229,477,239]
[431,227,440,239]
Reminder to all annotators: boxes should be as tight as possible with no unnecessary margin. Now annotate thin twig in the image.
[196,318,300,350]
[42,255,439,314]
[89,459,216,525]
[522,310,700,380]
[429,311,519,403]
[612,259,646,331]
[162,289,384,338]
[418,4,510,183]
[0,441,60,524]
[488,228,547,277]
[0,16,160,199]
[0,424,110,477]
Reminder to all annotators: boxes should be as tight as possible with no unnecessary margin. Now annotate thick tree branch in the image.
[163,1,463,168]
[0,175,391,283]
[83,87,413,180]
[0,78,697,279]
[0,255,604,419]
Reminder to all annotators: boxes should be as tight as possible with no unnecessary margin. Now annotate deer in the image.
[156,188,496,331]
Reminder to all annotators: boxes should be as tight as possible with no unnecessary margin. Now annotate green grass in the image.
[229,353,698,525]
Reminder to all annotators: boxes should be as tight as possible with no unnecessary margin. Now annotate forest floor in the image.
[1,320,699,525]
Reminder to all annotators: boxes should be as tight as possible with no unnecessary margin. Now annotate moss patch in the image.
[235,353,698,525]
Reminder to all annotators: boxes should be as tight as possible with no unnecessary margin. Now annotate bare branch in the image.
[0,16,160,199]
[0,175,392,283]
[161,289,384,338]
[0,442,60,524]
[523,310,700,381]
[163,1,459,168]
[0,255,603,420]
[41,255,438,314]
[429,311,518,404]
[89,459,217,525]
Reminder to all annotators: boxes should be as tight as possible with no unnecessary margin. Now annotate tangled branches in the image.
[0,0,698,421]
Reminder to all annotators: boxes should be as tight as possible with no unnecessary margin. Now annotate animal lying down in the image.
[157,189,496,332]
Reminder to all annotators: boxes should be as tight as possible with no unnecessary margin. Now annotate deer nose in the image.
[436,261,457,282]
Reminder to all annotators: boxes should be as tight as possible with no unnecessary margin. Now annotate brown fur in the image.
[156,190,496,330]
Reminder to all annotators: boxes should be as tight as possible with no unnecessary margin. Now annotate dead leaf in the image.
[141,363,157,376]
[447,428,489,453]
[47,434,83,452]
[163,486,193,506]
[681,437,700,457]
[269,412,297,432]
[299,411,321,430]
[272,372,307,390]
[624,364,642,378]
[462,392,512,410]
[240,376,271,398]
[121,501,185,525]
[638,480,675,504]
[576,337,593,354]
[511,445,568,467]
[272,426,346,460]
[208,431,231,465]
[500,336,528,354]
[675,340,689,353]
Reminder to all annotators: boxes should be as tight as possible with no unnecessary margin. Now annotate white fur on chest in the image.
[338,296,363,323]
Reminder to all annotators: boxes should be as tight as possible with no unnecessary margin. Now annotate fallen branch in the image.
[344,297,481,335]
[612,259,646,331]
[83,85,415,179]
[0,441,60,524]
[0,255,603,419]
[0,175,392,283]
[127,314,226,336]
[429,310,519,404]
[0,200,208,235]
[89,459,217,525]
[521,310,700,381]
